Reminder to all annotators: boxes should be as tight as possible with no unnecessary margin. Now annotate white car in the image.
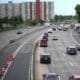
[52,35,58,40]
[48,29,52,33]
[43,73,61,80]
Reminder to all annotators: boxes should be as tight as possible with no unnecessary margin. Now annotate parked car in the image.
[67,46,77,55]
[69,75,80,80]
[52,35,58,40]
[40,53,51,64]
[43,73,61,80]
[76,44,80,50]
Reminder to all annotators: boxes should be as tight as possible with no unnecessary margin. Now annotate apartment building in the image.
[0,0,54,21]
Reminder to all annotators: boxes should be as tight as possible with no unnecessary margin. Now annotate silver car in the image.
[43,73,61,80]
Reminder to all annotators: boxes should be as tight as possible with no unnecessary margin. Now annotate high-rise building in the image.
[0,0,54,21]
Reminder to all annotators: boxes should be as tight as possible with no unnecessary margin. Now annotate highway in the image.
[0,26,80,80]
[0,27,48,80]
[44,29,80,80]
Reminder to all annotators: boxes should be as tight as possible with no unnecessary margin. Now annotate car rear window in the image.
[70,48,76,52]
[46,75,59,80]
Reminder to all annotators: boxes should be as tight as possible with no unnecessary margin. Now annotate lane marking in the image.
[2,33,44,80]
[62,53,65,56]
[69,61,74,66]
[71,30,78,44]
[1,41,26,80]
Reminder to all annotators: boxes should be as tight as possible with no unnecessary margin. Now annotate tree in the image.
[39,19,45,25]
[0,17,3,30]
[2,17,9,24]
[75,4,80,23]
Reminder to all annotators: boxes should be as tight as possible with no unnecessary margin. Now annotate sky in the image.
[0,0,80,15]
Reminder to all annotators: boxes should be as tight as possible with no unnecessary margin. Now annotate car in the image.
[57,27,62,31]
[52,27,56,31]
[42,35,48,41]
[52,35,58,40]
[69,75,80,80]
[42,73,61,80]
[78,29,80,33]
[40,53,51,64]
[76,44,80,50]
[40,39,48,47]
[63,27,68,31]
[17,31,22,34]
[48,29,52,33]
[67,46,77,55]
[9,39,15,43]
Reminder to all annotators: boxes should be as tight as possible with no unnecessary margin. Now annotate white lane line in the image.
[69,61,74,66]
[62,53,65,56]
[2,33,44,80]
[71,30,78,44]
[1,62,12,80]
[1,41,26,80]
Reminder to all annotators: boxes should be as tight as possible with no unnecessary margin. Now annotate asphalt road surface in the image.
[44,29,80,80]
[0,27,48,80]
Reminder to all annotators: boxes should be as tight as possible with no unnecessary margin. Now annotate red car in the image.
[40,39,48,47]
[69,75,80,80]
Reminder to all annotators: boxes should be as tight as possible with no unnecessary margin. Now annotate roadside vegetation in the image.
[0,15,54,32]
[75,4,80,23]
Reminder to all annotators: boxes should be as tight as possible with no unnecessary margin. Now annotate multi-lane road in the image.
[44,29,80,80]
[0,25,80,80]
[0,27,48,80]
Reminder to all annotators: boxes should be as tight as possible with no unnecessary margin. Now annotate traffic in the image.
[35,24,80,80]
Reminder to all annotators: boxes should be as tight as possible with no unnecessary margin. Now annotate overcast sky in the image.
[0,0,80,15]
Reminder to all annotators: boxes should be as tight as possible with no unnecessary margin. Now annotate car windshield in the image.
[46,75,59,80]
[70,48,76,52]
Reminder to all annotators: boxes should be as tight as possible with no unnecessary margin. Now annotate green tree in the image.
[2,17,9,24]
[75,4,80,23]
[0,17,3,30]
[39,19,45,25]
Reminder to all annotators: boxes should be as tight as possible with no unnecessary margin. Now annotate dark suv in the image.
[67,46,77,55]
[40,54,51,64]
[44,33,48,37]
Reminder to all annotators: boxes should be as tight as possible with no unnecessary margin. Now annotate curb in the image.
[29,41,38,80]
